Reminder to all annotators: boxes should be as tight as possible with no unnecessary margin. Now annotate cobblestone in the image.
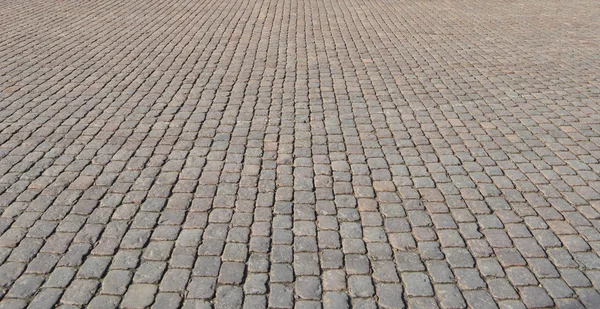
[1,0,600,307]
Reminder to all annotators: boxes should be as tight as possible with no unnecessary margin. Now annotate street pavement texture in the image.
[1,0,600,308]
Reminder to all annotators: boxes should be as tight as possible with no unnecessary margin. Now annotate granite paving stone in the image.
[0,0,600,307]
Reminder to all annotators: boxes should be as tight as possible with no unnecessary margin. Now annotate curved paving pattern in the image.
[1,0,600,308]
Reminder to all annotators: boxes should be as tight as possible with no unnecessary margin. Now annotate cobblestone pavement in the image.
[0,0,600,308]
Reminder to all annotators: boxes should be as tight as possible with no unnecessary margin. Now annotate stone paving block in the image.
[121,284,157,308]
[0,0,599,307]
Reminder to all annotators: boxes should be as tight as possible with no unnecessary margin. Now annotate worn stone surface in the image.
[1,0,600,307]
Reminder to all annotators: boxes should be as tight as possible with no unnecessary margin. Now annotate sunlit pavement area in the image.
[1,0,600,308]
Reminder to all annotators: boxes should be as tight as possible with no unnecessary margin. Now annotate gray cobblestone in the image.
[402,273,434,297]
[0,0,599,307]
[269,284,293,308]
[216,285,244,309]
[27,288,62,309]
[519,286,554,308]
[87,295,120,309]
[121,284,157,308]
[101,270,132,295]
[323,292,349,309]
[435,284,466,309]
[60,279,98,305]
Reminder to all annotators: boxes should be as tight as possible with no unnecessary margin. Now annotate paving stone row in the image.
[1,0,600,308]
